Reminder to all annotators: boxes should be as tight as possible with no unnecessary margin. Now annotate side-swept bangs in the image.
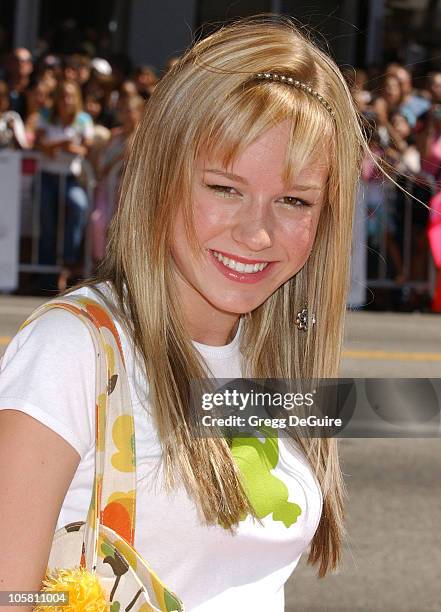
[200,80,334,183]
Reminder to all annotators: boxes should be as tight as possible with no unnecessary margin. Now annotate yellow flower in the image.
[35,566,107,612]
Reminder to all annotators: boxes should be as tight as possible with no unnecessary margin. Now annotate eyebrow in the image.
[203,168,323,191]
[204,168,249,185]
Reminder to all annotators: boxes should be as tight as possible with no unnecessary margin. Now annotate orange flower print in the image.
[102,490,135,544]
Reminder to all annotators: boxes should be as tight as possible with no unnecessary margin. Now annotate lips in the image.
[211,249,268,272]
[209,249,271,265]
[208,249,276,284]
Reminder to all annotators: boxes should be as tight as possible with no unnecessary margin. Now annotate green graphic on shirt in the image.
[230,425,302,527]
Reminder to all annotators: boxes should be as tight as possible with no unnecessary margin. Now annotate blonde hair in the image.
[85,15,366,577]
[50,80,83,124]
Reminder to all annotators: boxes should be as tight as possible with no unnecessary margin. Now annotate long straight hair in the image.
[81,15,367,577]
[49,80,83,125]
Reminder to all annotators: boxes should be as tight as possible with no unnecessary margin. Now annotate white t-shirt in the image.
[37,110,94,176]
[0,283,323,611]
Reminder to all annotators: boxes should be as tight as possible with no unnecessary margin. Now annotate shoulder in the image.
[75,111,93,127]
[0,295,102,459]
[36,108,51,129]
[4,110,23,124]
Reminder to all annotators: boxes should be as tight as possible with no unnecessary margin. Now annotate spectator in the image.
[107,80,137,124]
[84,59,116,128]
[418,104,441,187]
[373,74,403,127]
[34,80,94,290]
[134,64,158,99]
[352,68,372,112]
[37,54,62,95]
[62,54,81,83]
[387,110,421,175]
[24,80,51,148]
[427,71,441,105]
[90,95,144,262]
[84,91,111,172]
[386,63,430,121]
[6,47,33,118]
[0,79,29,149]
[119,79,138,99]
[84,91,111,128]
[77,54,92,90]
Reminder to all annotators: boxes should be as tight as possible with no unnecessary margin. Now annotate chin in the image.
[205,294,264,316]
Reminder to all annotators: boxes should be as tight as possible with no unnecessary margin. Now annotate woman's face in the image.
[30,83,48,108]
[170,120,328,320]
[85,96,102,120]
[384,76,402,106]
[391,113,410,139]
[59,85,77,113]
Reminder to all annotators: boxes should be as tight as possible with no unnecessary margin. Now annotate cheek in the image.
[283,213,320,259]
[192,195,231,238]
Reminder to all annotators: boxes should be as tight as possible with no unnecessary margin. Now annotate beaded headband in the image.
[253,72,335,118]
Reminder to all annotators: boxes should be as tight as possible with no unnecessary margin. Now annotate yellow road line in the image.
[1,334,441,362]
[343,349,441,362]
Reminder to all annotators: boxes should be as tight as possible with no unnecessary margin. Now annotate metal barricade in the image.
[18,150,96,279]
[365,175,437,299]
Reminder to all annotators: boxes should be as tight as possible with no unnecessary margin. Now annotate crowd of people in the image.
[351,63,441,311]
[0,46,172,291]
[1,45,441,310]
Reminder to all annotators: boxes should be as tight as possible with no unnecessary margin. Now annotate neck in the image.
[171,258,242,346]
[187,312,240,346]
[59,109,75,124]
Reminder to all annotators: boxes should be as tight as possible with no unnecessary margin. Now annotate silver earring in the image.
[295,305,316,332]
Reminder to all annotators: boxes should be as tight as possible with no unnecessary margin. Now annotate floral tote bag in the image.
[21,296,184,612]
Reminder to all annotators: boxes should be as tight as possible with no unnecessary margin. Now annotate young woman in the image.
[90,94,145,263]
[0,16,365,611]
[34,79,94,291]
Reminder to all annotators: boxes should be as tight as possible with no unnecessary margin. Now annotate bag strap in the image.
[20,295,137,570]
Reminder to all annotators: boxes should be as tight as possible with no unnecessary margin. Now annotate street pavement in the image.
[1,296,440,611]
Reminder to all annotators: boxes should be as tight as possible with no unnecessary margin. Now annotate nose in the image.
[231,200,273,252]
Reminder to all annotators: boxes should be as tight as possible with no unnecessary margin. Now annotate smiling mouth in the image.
[210,249,270,273]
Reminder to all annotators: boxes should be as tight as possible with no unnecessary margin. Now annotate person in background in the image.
[427,71,441,104]
[387,109,421,175]
[84,91,110,128]
[134,64,158,99]
[6,47,33,119]
[36,54,61,95]
[106,80,137,128]
[34,80,94,291]
[0,79,29,149]
[352,67,372,111]
[84,59,116,128]
[119,79,138,99]
[373,73,404,136]
[84,91,111,173]
[77,54,92,92]
[62,54,81,84]
[386,63,430,122]
[418,104,441,188]
[360,113,409,301]
[24,80,51,148]
[385,110,424,289]
[90,94,144,263]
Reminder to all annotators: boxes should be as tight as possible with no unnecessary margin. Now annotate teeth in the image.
[211,250,269,273]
